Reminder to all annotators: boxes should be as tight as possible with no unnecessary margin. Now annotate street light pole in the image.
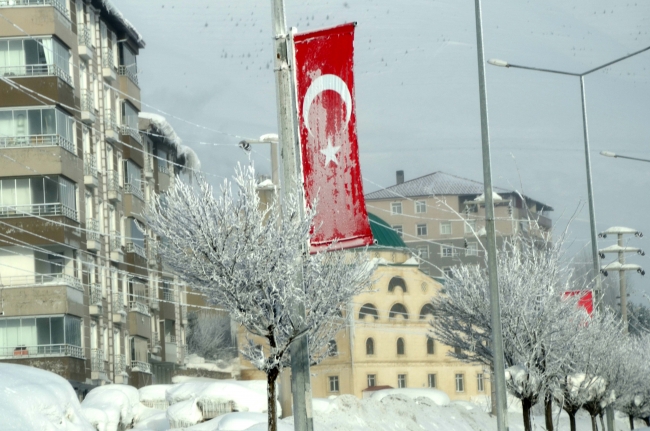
[473,1,509,430]
[601,151,650,163]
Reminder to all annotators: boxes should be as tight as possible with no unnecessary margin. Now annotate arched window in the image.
[397,337,405,355]
[427,337,435,355]
[419,304,435,320]
[388,276,407,293]
[358,303,379,320]
[389,303,409,320]
[366,338,374,355]
[328,340,338,357]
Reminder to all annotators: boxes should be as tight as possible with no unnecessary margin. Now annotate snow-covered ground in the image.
[0,364,643,431]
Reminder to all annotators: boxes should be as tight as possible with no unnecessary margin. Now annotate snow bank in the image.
[167,399,203,429]
[81,384,145,431]
[139,385,172,410]
[0,363,93,431]
[369,388,451,406]
[139,112,201,172]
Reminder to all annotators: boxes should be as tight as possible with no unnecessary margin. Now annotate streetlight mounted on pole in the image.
[600,151,650,164]
[473,1,509,430]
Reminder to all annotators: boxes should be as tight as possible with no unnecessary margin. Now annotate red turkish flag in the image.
[293,23,373,252]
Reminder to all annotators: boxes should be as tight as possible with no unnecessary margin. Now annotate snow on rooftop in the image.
[140,112,201,172]
[99,0,145,48]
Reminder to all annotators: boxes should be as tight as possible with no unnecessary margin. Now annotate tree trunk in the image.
[544,394,554,431]
[522,397,533,431]
[599,413,605,431]
[591,414,598,431]
[630,414,635,430]
[267,367,280,431]
[643,417,649,426]
[568,411,577,431]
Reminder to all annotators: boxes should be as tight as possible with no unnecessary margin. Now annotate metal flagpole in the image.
[473,1,509,430]
[269,1,314,431]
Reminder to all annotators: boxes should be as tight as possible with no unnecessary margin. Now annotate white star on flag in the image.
[320,138,341,166]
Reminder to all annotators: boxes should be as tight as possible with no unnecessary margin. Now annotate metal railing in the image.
[1,343,83,359]
[0,0,69,17]
[81,89,94,113]
[0,63,72,85]
[158,161,170,175]
[84,152,97,177]
[126,242,146,258]
[86,218,100,241]
[112,293,125,314]
[0,133,75,154]
[120,123,142,144]
[151,331,160,347]
[118,65,139,86]
[146,239,158,262]
[131,360,151,373]
[109,230,122,252]
[102,48,115,70]
[107,171,122,195]
[0,273,82,290]
[114,353,127,374]
[124,182,144,201]
[0,202,77,220]
[91,348,105,372]
[129,300,150,316]
[77,23,92,48]
[141,399,169,410]
[89,283,102,305]
[164,334,176,343]
[198,399,235,420]
[104,109,119,133]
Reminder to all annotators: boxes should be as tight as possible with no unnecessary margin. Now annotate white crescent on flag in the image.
[302,74,352,137]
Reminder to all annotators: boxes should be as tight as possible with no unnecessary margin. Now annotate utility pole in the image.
[472,1,509,430]
[269,1,314,431]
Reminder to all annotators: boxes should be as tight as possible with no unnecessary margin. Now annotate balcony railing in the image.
[165,334,176,343]
[81,89,94,113]
[151,332,160,347]
[86,218,100,241]
[114,353,127,374]
[131,360,151,373]
[89,283,102,305]
[158,161,170,175]
[130,300,150,316]
[0,134,75,154]
[91,348,105,372]
[112,293,126,314]
[102,48,115,70]
[126,242,146,259]
[0,202,77,221]
[124,182,144,201]
[104,109,119,134]
[0,63,72,85]
[0,0,69,17]
[109,230,122,252]
[118,65,139,86]
[0,273,83,291]
[1,344,83,359]
[107,171,122,194]
[120,123,142,144]
[146,239,158,262]
[77,23,92,48]
[84,152,98,178]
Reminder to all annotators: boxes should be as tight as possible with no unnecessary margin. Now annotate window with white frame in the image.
[329,376,339,392]
[466,242,478,256]
[367,374,376,388]
[455,374,465,392]
[416,246,429,258]
[428,373,437,388]
[0,37,72,85]
[416,224,427,236]
[392,225,403,237]
[441,245,455,257]
[464,219,476,234]
[415,200,426,213]
[0,176,77,220]
[443,267,454,278]
[391,202,402,215]
[477,373,485,392]
[0,315,82,358]
[440,221,452,235]
[0,107,76,153]
[397,374,406,388]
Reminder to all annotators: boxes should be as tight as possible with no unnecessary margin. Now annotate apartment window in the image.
[456,374,465,392]
[441,246,455,258]
[417,246,429,258]
[391,202,402,215]
[366,338,374,355]
[443,267,454,278]
[416,224,427,236]
[477,373,485,392]
[0,107,76,153]
[0,37,72,84]
[428,374,437,388]
[119,43,138,83]
[392,225,403,237]
[328,340,338,357]
[367,374,376,388]
[396,337,405,355]
[0,315,82,358]
[464,219,476,234]
[397,374,406,389]
[121,101,139,134]
[329,376,339,392]
[466,242,478,256]
[427,337,435,355]
[415,200,426,213]
[440,221,452,235]
[123,160,144,199]
[0,176,77,220]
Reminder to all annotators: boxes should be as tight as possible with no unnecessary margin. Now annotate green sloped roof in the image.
[368,213,406,248]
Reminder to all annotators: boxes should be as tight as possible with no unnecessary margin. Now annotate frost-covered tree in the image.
[145,164,374,431]
[186,312,234,361]
[429,231,587,431]
[615,334,650,430]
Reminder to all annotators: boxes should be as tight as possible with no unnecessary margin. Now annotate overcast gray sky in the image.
[113,0,650,301]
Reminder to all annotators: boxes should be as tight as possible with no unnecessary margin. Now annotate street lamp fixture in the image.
[238,133,280,187]
[600,150,650,163]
